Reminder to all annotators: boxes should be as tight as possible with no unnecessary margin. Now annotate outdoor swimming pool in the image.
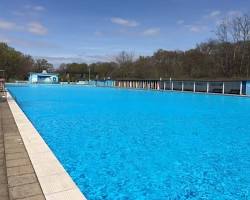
[7,84,250,200]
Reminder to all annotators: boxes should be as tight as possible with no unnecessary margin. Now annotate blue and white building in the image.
[29,70,59,84]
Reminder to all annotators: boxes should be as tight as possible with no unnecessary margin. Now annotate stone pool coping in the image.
[7,92,87,200]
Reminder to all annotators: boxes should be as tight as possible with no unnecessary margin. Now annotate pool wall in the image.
[6,92,87,200]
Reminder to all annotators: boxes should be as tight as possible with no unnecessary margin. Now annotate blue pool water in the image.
[7,84,250,200]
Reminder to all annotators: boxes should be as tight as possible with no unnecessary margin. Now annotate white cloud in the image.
[28,22,48,35]
[35,56,87,65]
[185,25,207,33]
[0,19,48,36]
[0,35,58,49]
[110,17,138,27]
[142,28,160,36]
[33,6,45,11]
[209,10,221,18]
[0,19,16,30]
[24,5,45,12]
[177,20,184,25]
[203,10,221,20]
[36,54,112,66]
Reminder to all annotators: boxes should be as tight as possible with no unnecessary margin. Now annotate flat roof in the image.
[29,72,58,76]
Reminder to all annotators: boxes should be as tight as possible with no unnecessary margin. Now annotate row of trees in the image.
[57,14,250,81]
[0,43,53,81]
[0,14,249,81]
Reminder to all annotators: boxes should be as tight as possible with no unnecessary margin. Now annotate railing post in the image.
[182,81,184,91]
[240,81,243,95]
[222,82,225,94]
[163,81,166,90]
[193,81,196,92]
[207,82,209,93]
[171,81,174,90]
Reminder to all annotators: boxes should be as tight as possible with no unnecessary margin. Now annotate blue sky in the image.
[0,0,249,66]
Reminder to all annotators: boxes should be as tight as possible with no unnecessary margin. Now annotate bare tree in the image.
[216,19,229,42]
[115,51,134,67]
[230,17,242,42]
[238,14,250,42]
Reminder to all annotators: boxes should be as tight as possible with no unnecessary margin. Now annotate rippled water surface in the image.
[7,84,250,200]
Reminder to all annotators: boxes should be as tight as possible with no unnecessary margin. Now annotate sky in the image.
[0,0,249,66]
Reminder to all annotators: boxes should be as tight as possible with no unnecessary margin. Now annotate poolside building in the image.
[29,70,59,84]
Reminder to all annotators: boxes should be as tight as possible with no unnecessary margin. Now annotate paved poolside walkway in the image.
[0,99,9,200]
[0,96,46,200]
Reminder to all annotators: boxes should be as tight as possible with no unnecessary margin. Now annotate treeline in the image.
[0,43,53,81]
[57,14,250,81]
[0,14,250,81]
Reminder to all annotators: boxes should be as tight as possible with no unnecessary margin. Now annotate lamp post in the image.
[88,66,91,82]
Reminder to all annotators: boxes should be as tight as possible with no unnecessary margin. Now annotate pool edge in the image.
[6,92,87,200]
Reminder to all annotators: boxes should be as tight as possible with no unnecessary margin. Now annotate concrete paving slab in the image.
[9,183,43,199]
[5,152,29,161]
[0,184,9,199]
[6,158,31,168]
[8,174,37,187]
[20,194,46,200]
[7,163,34,177]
